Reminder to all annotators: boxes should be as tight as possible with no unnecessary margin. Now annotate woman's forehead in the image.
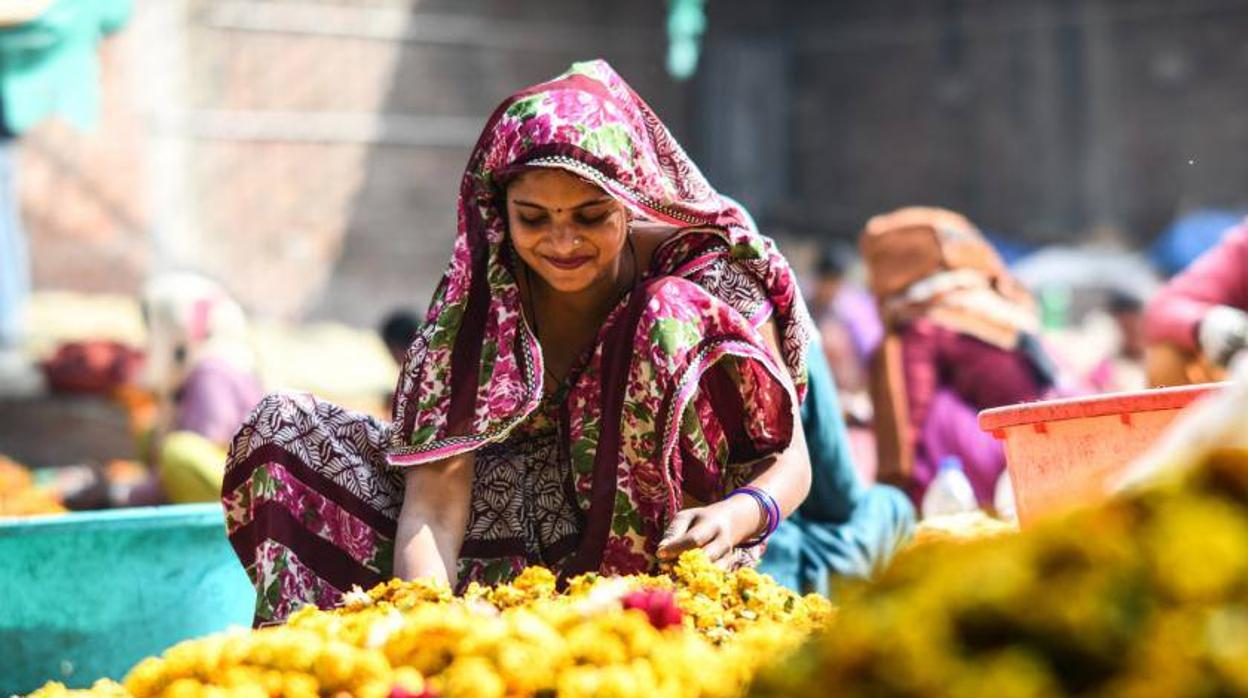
[507,168,610,205]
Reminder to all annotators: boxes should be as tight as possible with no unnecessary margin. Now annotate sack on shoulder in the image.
[859,207,1006,299]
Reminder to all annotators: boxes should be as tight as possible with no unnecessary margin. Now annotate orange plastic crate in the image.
[979,383,1222,525]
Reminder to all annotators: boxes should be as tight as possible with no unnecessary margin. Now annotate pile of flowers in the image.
[750,446,1248,697]
[908,510,1017,549]
[0,455,65,517]
[32,551,831,698]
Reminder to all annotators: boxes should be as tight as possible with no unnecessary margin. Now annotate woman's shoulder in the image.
[657,232,772,323]
[623,273,765,376]
[638,226,730,276]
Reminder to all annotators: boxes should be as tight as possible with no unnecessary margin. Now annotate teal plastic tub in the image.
[0,504,255,694]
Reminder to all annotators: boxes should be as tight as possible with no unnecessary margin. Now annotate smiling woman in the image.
[506,170,636,386]
[222,60,910,625]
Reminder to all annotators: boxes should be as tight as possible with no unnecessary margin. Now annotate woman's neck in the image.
[532,245,632,326]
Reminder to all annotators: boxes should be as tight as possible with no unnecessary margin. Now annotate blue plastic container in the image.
[0,504,255,694]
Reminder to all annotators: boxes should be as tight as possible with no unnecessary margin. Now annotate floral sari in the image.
[224,60,814,624]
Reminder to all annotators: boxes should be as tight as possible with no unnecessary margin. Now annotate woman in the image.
[1144,218,1248,386]
[139,272,263,503]
[864,207,1056,508]
[226,61,907,623]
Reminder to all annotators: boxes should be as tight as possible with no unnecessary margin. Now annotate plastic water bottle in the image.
[921,456,979,519]
[994,470,1018,522]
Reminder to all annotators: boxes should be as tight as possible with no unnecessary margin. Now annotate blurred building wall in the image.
[22,0,1248,326]
[23,0,686,325]
[697,0,1248,243]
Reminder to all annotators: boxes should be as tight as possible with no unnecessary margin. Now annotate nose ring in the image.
[572,237,585,247]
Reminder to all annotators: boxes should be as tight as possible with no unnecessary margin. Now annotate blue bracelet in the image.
[730,486,780,548]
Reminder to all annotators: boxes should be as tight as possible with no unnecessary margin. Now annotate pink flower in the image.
[333,511,378,564]
[550,90,609,128]
[622,588,683,630]
[553,123,582,146]
[390,685,437,698]
[517,115,553,149]
[622,461,669,526]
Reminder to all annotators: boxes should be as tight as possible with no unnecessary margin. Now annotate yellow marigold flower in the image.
[26,680,131,698]
[437,656,505,698]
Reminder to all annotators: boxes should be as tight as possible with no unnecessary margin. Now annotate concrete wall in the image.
[24,0,686,325]
[697,0,1248,243]
[23,0,1248,327]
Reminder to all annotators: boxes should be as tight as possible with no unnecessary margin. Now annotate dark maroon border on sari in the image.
[558,277,663,579]
[446,239,491,436]
[223,442,398,534]
[230,502,388,596]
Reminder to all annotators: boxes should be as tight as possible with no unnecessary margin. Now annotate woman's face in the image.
[506,169,628,294]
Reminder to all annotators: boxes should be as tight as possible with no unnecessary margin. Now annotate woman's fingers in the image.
[658,510,709,559]
[660,509,738,563]
[704,534,734,567]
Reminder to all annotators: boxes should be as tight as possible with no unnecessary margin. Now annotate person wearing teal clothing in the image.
[759,343,916,596]
[0,0,130,347]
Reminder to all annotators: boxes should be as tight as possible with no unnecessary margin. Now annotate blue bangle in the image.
[730,486,780,548]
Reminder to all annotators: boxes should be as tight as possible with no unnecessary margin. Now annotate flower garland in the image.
[30,551,831,698]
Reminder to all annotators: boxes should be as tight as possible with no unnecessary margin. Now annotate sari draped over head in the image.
[222,61,816,623]
[387,60,814,578]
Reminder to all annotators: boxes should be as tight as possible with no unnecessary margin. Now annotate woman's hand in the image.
[392,453,474,586]
[658,318,814,567]
[657,493,764,567]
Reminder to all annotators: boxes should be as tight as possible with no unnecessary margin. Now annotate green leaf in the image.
[478,341,499,388]
[571,439,597,474]
[431,304,465,350]
[505,95,541,120]
[651,317,700,356]
[730,239,764,260]
[411,423,439,445]
[627,400,655,423]
[581,124,633,160]
[484,559,514,585]
[263,579,281,612]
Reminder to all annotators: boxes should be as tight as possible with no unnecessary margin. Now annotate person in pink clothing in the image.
[134,273,263,503]
[1145,220,1248,386]
[862,208,1057,507]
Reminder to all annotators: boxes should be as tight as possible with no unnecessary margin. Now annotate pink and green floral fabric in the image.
[388,59,811,467]
[389,59,813,576]
[223,61,815,623]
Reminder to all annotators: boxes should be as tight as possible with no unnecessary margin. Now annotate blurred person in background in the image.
[379,309,423,366]
[807,245,881,416]
[0,0,130,355]
[132,272,262,504]
[1144,219,1248,386]
[1087,289,1147,392]
[804,244,881,487]
[223,61,912,622]
[864,207,1057,508]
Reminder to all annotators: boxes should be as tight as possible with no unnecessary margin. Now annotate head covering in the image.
[142,272,253,398]
[389,60,810,466]
[861,206,1037,350]
[860,207,1046,487]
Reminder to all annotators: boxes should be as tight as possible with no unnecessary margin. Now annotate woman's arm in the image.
[1145,223,1248,353]
[392,452,474,586]
[658,318,812,565]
